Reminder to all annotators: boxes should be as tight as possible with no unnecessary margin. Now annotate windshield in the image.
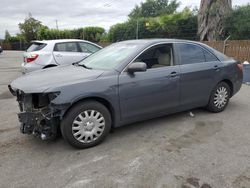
[78,43,142,70]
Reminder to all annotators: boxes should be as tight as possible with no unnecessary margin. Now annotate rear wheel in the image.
[207,82,231,113]
[61,101,111,149]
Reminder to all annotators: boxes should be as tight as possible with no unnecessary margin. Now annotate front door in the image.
[118,43,180,121]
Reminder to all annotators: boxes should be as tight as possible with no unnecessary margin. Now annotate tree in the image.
[83,27,105,42]
[129,0,180,19]
[4,30,11,41]
[224,4,250,40]
[36,26,105,42]
[19,13,44,42]
[159,8,198,40]
[198,0,232,41]
[108,8,198,42]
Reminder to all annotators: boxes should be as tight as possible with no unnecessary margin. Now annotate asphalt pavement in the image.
[0,51,250,188]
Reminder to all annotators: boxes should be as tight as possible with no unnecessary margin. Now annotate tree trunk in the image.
[198,0,232,41]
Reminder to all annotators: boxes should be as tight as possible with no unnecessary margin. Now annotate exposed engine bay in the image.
[8,86,64,140]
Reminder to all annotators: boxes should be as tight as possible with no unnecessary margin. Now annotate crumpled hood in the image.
[10,65,104,93]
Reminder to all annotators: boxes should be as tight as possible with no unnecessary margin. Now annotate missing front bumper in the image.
[8,86,69,140]
[18,112,39,134]
[18,111,60,140]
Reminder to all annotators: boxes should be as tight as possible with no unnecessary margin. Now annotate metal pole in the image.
[223,35,230,54]
[56,20,59,30]
[136,20,139,40]
[19,39,22,51]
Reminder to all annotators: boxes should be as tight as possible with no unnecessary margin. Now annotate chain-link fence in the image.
[1,41,30,51]
[1,39,250,63]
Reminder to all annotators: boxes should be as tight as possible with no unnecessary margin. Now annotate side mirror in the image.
[127,62,147,73]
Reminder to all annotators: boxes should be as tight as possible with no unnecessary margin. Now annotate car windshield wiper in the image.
[74,63,92,70]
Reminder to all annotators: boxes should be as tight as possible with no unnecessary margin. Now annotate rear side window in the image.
[178,44,205,65]
[27,43,47,52]
[203,50,218,62]
[54,42,79,52]
[79,42,101,53]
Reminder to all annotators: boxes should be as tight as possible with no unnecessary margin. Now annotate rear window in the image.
[27,43,47,52]
[178,43,206,65]
[200,43,229,61]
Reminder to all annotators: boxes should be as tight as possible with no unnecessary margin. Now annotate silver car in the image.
[0,45,3,54]
[22,39,102,73]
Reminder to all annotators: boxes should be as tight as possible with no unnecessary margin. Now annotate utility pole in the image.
[136,20,139,39]
[55,20,59,30]
[19,38,22,51]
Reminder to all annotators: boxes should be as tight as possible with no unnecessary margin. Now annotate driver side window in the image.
[134,44,174,69]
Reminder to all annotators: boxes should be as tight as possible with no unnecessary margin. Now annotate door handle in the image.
[55,54,63,57]
[214,65,220,71]
[170,72,178,77]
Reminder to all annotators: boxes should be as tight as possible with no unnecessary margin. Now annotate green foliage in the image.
[99,32,109,42]
[108,22,136,42]
[129,0,180,19]
[17,14,106,42]
[73,28,84,39]
[4,30,11,41]
[18,14,45,42]
[83,27,105,42]
[158,8,198,39]
[37,27,76,40]
[108,9,198,42]
[224,4,250,40]
[36,26,105,42]
[3,32,25,43]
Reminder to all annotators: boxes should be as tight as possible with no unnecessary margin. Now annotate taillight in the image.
[236,62,243,72]
[26,54,39,63]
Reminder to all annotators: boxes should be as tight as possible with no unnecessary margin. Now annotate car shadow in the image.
[2,101,240,155]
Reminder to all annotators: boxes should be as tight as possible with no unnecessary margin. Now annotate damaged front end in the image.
[9,85,65,140]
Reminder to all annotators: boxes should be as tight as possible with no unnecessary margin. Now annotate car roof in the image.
[118,39,204,46]
[31,39,98,44]
[117,39,229,61]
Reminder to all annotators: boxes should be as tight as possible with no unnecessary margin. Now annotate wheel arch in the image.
[63,96,116,127]
[220,79,233,97]
[43,64,57,69]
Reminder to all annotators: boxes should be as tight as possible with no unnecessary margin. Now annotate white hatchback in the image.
[22,39,102,73]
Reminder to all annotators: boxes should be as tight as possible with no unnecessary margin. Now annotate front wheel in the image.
[61,101,111,149]
[206,82,231,113]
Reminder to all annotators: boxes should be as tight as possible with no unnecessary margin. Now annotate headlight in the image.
[47,92,61,101]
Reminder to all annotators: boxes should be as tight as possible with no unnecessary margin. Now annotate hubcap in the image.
[72,110,105,143]
[214,86,228,109]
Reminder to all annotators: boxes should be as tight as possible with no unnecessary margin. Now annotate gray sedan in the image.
[9,39,243,149]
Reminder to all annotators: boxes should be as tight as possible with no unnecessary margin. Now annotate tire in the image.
[206,82,231,113]
[61,101,111,149]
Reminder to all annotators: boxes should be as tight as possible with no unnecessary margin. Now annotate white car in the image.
[0,45,3,54]
[22,39,102,73]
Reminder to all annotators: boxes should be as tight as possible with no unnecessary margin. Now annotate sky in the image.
[0,0,249,39]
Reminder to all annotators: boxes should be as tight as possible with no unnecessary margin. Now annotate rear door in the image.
[176,43,221,107]
[53,42,84,65]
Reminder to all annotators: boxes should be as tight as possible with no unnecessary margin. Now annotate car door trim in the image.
[121,41,220,74]
[174,41,220,64]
